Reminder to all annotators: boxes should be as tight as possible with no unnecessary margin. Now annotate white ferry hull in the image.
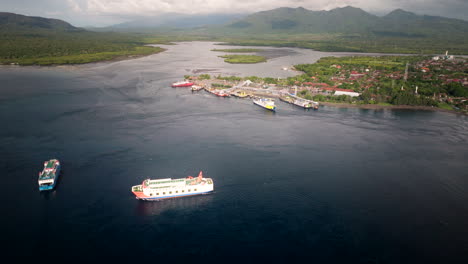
[136,189,214,201]
[132,172,214,201]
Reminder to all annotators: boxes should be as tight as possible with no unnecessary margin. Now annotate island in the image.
[218,54,267,64]
[211,48,263,53]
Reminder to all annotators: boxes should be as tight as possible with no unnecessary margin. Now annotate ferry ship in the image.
[131,171,214,201]
[292,98,314,109]
[38,159,61,191]
[171,81,194,87]
[279,95,295,104]
[253,97,276,111]
[280,95,319,110]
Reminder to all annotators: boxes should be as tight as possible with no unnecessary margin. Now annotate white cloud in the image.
[67,0,83,12]
[84,0,377,15]
[1,0,467,26]
[81,0,468,19]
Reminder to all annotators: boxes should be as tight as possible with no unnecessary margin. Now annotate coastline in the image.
[0,47,166,67]
[86,47,167,64]
[318,101,466,115]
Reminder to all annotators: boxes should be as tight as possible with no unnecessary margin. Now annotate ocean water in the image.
[1,42,467,262]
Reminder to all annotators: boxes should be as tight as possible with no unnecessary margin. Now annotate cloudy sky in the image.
[1,0,468,26]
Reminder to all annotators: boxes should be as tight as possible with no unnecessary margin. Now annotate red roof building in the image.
[322,88,355,92]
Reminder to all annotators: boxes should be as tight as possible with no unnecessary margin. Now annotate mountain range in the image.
[208,6,468,38]
[2,6,468,39]
[0,12,82,32]
[108,13,244,30]
[1,6,468,55]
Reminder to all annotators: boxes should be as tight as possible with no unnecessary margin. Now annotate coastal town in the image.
[177,53,468,113]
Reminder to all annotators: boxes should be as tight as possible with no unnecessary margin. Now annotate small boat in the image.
[232,90,250,98]
[131,171,214,201]
[312,101,319,110]
[191,85,203,91]
[38,159,61,191]
[171,81,194,87]
[253,97,276,111]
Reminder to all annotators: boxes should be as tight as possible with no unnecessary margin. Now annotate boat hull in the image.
[133,189,214,201]
[171,81,194,87]
[132,173,214,201]
[207,89,230,97]
[172,84,193,87]
[253,100,276,111]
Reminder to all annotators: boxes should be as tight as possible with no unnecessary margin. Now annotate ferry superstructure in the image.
[280,94,319,110]
[131,171,214,201]
[38,159,61,191]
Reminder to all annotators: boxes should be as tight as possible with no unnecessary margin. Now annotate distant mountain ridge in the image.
[107,13,244,30]
[0,12,82,32]
[211,6,468,38]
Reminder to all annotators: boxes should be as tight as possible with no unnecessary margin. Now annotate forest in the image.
[0,30,166,65]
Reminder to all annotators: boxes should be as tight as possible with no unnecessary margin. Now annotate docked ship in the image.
[38,159,61,191]
[206,88,230,97]
[191,85,203,91]
[292,98,314,109]
[232,90,250,98]
[131,171,214,201]
[253,97,276,111]
[279,95,295,104]
[171,81,194,87]
[280,94,319,110]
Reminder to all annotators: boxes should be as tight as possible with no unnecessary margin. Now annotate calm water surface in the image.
[1,42,467,262]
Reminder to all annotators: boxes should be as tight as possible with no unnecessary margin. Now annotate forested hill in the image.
[0,12,82,32]
[212,6,468,38]
[0,12,166,65]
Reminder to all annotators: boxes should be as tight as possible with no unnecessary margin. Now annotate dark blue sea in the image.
[1,42,467,262]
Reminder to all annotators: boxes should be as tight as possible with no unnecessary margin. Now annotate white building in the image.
[334,91,360,97]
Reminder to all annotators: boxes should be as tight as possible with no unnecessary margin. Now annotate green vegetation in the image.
[2,45,164,65]
[202,6,468,55]
[219,55,267,64]
[437,102,454,111]
[211,48,262,52]
[214,35,468,55]
[0,13,168,65]
[290,56,468,111]
[198,74,211,80]
[212,83,232,89]
[0,31,167,65]
[215,75,243,81]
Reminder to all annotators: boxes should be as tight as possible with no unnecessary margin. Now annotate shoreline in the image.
[318,101,466,115]
[0,47,166,67]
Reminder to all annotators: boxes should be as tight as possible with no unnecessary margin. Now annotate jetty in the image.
[192,78,319,109]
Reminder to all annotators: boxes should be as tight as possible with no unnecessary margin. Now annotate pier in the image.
[192,78,319,109]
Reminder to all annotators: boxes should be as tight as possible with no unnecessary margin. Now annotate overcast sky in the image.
[1,0,468,26]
